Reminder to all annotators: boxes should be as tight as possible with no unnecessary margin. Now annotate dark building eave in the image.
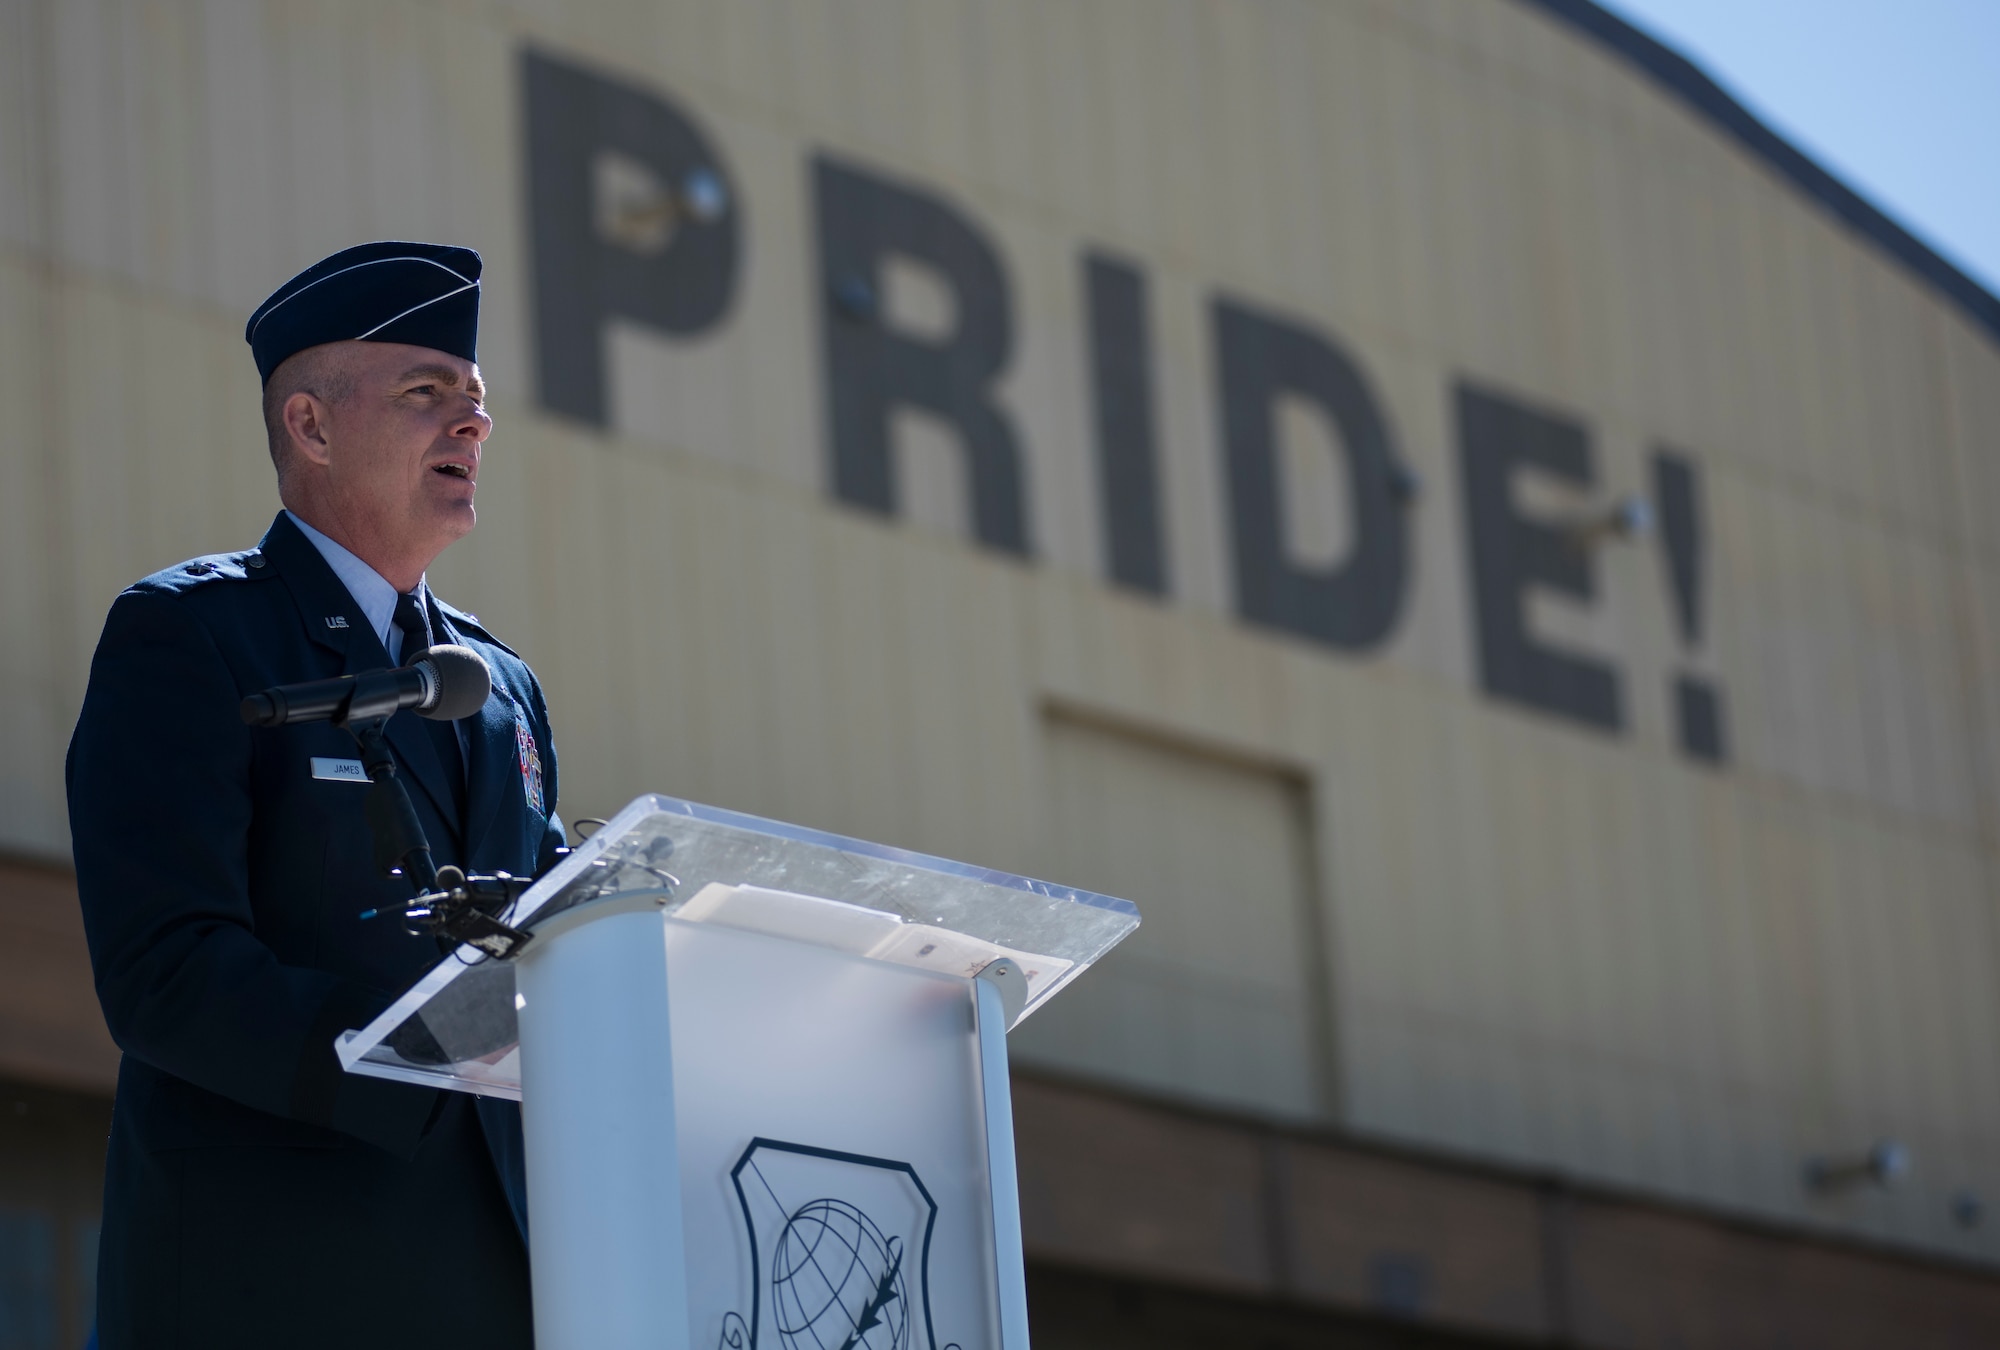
[1517,0,2000,349]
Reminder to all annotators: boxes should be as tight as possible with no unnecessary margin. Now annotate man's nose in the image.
[450,398,493,441]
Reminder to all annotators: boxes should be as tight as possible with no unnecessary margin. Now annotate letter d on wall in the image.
[1214,300,1409,650]
[524,48,739,426]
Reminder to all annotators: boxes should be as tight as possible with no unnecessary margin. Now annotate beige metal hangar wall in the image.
[3,0,2000,1279]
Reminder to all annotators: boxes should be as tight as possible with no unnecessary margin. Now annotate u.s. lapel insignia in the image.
[324,615,350,629]
[515,713,545,817]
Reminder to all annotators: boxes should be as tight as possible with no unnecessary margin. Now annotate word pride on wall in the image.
[522,48,1725,766]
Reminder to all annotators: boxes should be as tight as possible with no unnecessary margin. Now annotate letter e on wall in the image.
[1455,382,1623,732]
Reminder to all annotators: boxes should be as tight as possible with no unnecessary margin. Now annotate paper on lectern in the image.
[674,882,903,952]
[677,883,1075,1001]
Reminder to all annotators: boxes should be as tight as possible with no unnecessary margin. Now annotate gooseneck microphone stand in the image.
[349,714,439,892]
[242,673,544,960]
[339,704,539,959]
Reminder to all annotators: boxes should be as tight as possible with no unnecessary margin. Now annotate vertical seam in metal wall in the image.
[31,0,77,862]
[1537,1180,1578,1345]
[1295,776,1345,1126]
[1257,1129,1299,1298]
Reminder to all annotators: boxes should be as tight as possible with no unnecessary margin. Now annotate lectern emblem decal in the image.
[719,1138,951,1350]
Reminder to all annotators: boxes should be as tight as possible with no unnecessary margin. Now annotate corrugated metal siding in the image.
[1,0,1997,1264]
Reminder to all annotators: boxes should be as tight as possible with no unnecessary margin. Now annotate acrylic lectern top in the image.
[336,793,1141,1098]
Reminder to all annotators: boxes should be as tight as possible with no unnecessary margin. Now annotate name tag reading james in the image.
[311,757,369,784]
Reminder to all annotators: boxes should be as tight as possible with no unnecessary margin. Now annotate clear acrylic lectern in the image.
[338,794,1140,1350]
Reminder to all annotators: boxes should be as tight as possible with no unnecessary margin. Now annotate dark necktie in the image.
[393,589,467,819]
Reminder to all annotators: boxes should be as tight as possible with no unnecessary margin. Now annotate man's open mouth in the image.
[433,463,473,479]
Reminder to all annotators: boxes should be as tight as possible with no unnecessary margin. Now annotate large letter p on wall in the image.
[524,48,740,427]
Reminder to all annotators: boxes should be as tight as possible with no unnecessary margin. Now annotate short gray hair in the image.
[261,344,357,484]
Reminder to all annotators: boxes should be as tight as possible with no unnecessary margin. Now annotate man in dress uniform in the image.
[68,241,560,1347]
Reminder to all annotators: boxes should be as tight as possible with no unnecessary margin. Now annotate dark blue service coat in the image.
[68,512,563,1349]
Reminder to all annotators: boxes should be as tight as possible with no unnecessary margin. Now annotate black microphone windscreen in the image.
[416,645,491,721]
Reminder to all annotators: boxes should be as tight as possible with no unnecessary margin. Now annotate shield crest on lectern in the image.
[720,1138,948,1350]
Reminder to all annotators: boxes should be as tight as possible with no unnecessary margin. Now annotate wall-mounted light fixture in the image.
[675,167,730,225]
[599,161,732,254]
[1387,458,1423,508]
[1563,494,1652,552]
[1804,1138,1910,1193]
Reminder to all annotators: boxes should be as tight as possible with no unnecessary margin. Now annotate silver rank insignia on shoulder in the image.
[324,616,349,629]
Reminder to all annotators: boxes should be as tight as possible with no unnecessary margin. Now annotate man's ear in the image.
[283,391,334,467]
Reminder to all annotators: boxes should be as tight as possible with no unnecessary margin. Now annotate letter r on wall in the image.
[813,156,1030,557]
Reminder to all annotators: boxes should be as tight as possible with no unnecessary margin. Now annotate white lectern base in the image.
[516,895,687,1349]
[514,891,1029,1350]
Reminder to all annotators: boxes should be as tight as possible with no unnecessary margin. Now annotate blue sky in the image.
[1596,0,2000,296]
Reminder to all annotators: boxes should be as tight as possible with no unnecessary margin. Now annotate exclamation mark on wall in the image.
[1653,451,1727,764]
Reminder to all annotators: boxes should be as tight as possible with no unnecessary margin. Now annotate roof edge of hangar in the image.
[1517,0,2000,350]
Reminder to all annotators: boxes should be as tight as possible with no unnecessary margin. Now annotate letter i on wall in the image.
[1652,451,1726,764]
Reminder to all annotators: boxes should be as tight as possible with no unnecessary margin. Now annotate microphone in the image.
[239,645,491,728]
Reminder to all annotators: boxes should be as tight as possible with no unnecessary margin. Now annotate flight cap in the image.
[246,241,482,385]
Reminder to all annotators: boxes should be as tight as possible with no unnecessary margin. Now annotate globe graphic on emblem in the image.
[771,1198,909,1350]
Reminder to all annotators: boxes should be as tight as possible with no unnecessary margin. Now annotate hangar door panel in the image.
[1011,716,1330,1121]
